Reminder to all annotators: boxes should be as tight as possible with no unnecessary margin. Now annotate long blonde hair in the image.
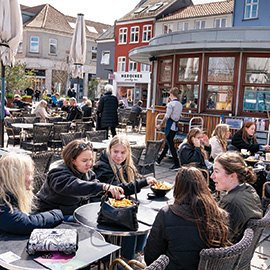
[106,135,136,183]
[211,124,230,151]
[0,153,34,214]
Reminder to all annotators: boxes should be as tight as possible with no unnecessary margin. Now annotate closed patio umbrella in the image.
[70,13,86,101]
[0,0,22,146]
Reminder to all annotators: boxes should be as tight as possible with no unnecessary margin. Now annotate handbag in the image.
[27,229,78,255]
[97,165,139,231]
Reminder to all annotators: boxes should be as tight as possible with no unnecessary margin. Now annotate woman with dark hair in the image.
[178,127,211,170]
[231,121,270,154]
[36,139,123,217]
[212,151,262,243]
[144,167,229,270]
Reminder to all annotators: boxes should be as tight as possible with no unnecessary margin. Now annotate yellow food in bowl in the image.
[152,182,172,190]
[109,198,134,207]
[246,157,256,161]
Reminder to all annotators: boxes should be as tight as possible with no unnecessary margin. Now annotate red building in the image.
[113,0,192,108]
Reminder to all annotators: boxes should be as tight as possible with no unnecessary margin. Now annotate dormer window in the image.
[134,6,148,14]
[148,2,163,12]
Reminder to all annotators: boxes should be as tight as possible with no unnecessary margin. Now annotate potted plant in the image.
[5,93,15,108]
[22,95,32,103]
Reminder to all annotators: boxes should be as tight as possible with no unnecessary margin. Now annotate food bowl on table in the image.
[150,182,172,197]
[245,157,258,167]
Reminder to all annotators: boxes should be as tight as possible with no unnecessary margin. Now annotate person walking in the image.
[156,87,182,170]
[97,84,118,139]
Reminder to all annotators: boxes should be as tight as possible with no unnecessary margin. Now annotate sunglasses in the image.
[78,142,93,150]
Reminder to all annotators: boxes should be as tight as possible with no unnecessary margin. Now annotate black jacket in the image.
[82,105,92,117]
[62,105,83,121]
[179,143,211,170]
[0,193,63,235]
[144,205,208,270]
[12,99,30,108]
[231,129,260,154]
[97,92,118,127]
[93,150,148,195]
[37,160,104,215]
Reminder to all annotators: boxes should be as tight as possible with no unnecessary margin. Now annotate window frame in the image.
[201,52,239,114]
[142,25,152,42]
[163,24,173,34]
[238,52,270,117]
[49,38,57,55]
[130,26,140,43]
[194,20,206,30]
[129,60,137,72]
[100,51,110,65]
[117,56,126,72]
[244,0,259,20]
[178,22,189,31]
[119,27,128,44]
[30,36,39,53]
[214,18,227,28]
[141,63,150,72]
[17,42,23,53]
[91,46,97,60]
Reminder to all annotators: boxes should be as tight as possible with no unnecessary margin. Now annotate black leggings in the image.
[158,130,180,166]
[104,126,116,139]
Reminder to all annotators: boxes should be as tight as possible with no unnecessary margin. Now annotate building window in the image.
[119,28,128,44]
[242,55,270,113]
[130,26,139,43]
[91,47,97,60]
[49,38,57,54]
[17,42,23,53]
[148,2,163,12]
[101,51,110,65]
[205,55,236,112]
[129,61,137,72]
[244,0,259,19]
[215,18,227,28]
[141,64,150,72]
[117,57,126,72]
[176,56,200,109]
[30,36,39,53]
[163,24,173,34]
[194,20,206,29]
[178,22,189,31]
[142,25,152,42]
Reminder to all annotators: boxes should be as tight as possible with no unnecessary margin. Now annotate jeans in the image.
[121,234,147,260]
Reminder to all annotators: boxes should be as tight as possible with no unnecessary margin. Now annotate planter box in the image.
[6,98,13,108]
[22,97,32,103]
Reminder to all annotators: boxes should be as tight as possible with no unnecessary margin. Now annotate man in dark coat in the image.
[97,84,118,139]
[61,97,83,121]
[130,100,143,129]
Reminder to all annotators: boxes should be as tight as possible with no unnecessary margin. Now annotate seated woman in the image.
[36,139,123,218]
[211,151,262,243]
[231,120,270,154]
[93,134,157,260]
[33,100,49,122]
[144,167,229,270]
[0,153,64,235]
[209,123,230,160]
[178,127,211,170]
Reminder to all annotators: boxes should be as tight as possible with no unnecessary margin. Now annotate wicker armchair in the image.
[60,132,82,147]
[131,145,145,166]
[74,121,93,135]
[197,228,254,270]
[4,117,23,147]
[85,130,107,142]
[241,205,270,270]
[109,254,169,270]
[48,122,71,151]
[32,152,54,175]
[20,123,53,152]
[135,139,164,178]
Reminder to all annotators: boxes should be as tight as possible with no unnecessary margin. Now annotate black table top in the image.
[0,222,119,270]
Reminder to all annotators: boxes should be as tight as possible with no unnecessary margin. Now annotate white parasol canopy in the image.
[70,13,86,79]
[0,0,22,66]
[0,0,22,146]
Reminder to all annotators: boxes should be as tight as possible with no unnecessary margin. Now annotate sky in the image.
[18,0,219,25]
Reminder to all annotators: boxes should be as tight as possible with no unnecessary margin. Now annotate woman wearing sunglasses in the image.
[36,140,123,219]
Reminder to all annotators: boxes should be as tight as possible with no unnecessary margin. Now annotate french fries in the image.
[152,181,172,190]
[109,198,134,207]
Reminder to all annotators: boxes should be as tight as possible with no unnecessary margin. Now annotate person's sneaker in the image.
[155,160,161,166]
[170,164,180,171]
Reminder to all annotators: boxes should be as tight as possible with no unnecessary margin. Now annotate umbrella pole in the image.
[1,62,5,147]
[77,76,79,102]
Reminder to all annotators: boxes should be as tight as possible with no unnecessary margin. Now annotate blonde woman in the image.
[33,100,49,122]
[0,153,63,235]
[209,124,230,159]
[94,134,157,261]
